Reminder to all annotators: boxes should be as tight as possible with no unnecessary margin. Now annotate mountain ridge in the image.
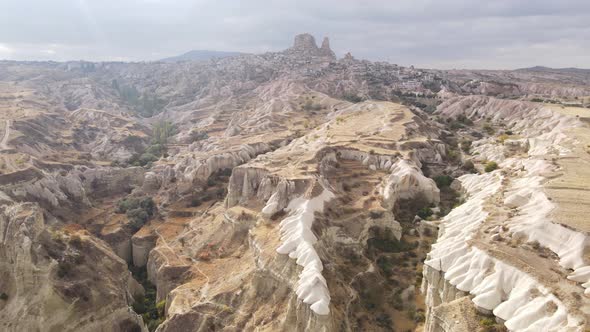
[159,49,244,63]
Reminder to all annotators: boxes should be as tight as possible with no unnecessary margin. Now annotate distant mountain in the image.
[159,50,244,63]
[516,66,590,73]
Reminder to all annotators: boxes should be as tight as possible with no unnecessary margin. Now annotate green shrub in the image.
[156,300,166,316]
[483,123,495,135]
[343,93,364,103]
[417,207,433,219]
[152,121,177,145]
[497,134,509,143]
[462,160,476,172]
[0,292,8,301]
[117,198,139,213]
[480,318,495,327]
[484,161,498,172]
[434,175,453,188]
[139,153,159,165]
[460,140,472,153]
[447,149,460,161]
[127,209,149,230]
[117,197,156,231]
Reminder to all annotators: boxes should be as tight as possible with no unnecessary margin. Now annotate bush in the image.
[446,149,460,161]
[139,153,159,165]
[343,93,364,103]
[57,260,74,278]
[156,300,166,317]
[483,123,495,135]
[0,292,8,301]
[417,207,433,219]
[460,140,472,153]
[117,198,138,213]
[433,175,453,188]
[484,161,499,172]
[189,197,201,207]
[117,197,156,231]
[480,318,495,327]
[462,160,476,172]
[497,134,509,143]
[127,209,149,230]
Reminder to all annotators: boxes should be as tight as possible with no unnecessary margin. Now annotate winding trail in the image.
[1,120,10,150]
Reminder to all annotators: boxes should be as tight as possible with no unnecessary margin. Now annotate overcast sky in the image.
[1,0,589,69]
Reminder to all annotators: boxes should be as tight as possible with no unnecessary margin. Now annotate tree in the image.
[152,121,176,146]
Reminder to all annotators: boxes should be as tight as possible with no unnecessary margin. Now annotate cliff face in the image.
[288,33,336,60]
[422,96,590,332]
[0,203,145,332]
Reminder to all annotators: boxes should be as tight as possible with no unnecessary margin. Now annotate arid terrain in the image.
[0,34,589,332]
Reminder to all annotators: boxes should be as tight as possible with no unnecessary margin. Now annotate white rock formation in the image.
[381,159,440,209]
[275,188,335,315]
[424,172,584,331]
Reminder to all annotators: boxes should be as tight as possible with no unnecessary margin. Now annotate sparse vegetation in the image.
[460,139,472,153]
[497,134,509,143]
[112,80,166,117]
[188,129,208,142]
[433,175,453,188]
[483,123,495,135]
[484,161,499,172]
[303,99,323,111]
[125,121,177,167]
[129,265,164,331]
[462,159,476,172]
[417,207,433,219]
[116,196,156,231]
[343,93,364,103]
[0,292,8,301]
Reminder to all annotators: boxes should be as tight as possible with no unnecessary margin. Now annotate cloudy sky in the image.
[1,0,589,69]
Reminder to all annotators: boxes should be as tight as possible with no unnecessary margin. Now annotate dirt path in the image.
[1,120,10,150]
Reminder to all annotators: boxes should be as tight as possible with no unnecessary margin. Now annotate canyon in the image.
[0,34,589,332]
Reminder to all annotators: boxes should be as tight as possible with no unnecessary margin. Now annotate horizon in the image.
[1,41,588,72]
[1,0,589,70]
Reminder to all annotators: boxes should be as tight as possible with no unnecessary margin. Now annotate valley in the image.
[0,34,589,332]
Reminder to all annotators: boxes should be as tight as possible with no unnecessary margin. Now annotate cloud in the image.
[0,0,588,69]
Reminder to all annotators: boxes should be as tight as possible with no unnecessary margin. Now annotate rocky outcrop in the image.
[319,37,336,58]
[132,231,158,267]
[381,159,440,209]
[275,185,334,315]
[424,98,589,332]
[0,203,146,332]
[288,33,336,60]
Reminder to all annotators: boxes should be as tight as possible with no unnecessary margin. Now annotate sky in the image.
[0,0,589,69]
